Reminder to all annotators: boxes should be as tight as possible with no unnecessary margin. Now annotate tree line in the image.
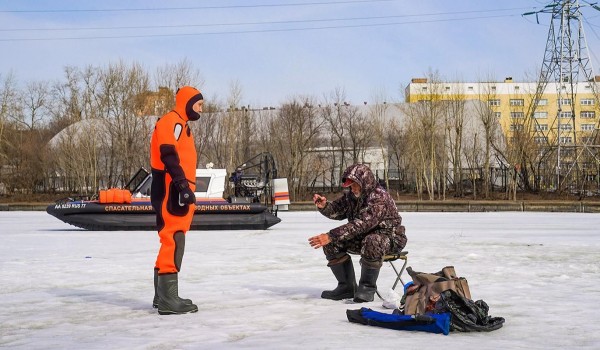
[2,61,595,202]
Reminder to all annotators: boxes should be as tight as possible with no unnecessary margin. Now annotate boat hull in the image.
[46,200,281,231]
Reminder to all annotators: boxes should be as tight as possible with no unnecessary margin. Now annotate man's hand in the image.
[179,186,196,205]
[308,233,331,249]
[313,194,327,209]
[175,181,196,205]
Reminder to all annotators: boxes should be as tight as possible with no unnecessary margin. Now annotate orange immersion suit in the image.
[150,86,202,274]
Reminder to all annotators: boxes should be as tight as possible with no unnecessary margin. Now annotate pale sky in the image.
[1,0,599,107]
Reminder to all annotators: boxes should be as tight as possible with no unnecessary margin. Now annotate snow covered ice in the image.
[1,210,599,349]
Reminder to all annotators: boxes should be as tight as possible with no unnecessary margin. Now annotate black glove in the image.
[175,180,196,205]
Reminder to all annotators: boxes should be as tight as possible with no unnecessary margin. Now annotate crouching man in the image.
[309,164,407,303]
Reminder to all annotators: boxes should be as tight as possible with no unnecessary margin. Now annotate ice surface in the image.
[1,211,599,349]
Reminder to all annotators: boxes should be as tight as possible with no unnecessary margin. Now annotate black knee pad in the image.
[174,231,186,271]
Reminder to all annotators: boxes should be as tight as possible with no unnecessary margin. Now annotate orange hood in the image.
[173,86,203,121]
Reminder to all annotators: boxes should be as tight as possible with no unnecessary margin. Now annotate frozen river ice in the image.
[0,210,598,349]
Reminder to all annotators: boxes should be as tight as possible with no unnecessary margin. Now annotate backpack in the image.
[401,266,505,332]
[402,266,471,315]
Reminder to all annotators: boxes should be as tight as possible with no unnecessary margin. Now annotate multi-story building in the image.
[405,77,600,146]
[405,77,600,191]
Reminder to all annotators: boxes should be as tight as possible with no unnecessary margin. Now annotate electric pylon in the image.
[524,0,600,193]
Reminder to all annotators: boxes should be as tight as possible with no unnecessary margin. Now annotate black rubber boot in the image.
[353,259,381,303]
[156,273,198,315]
[321,256,357,300]
[153,268,191,308]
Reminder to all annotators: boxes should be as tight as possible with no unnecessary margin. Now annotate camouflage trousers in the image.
[323,227,407,262]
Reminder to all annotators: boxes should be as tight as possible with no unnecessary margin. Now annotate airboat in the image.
[46,153,289,231]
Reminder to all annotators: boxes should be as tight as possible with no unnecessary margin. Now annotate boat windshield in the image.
[126,168,151,194]
[196,177,210,192]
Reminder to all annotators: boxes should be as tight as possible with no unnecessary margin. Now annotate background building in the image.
[405,77,600,145]
[405,76,600,194]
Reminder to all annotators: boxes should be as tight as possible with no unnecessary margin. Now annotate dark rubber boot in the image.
[353,260,381,303]
[321,256,357,300]
[153,268,191,308]
[156,273,198,315]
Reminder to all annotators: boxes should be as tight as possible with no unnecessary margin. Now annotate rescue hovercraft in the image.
[46,153,290,231]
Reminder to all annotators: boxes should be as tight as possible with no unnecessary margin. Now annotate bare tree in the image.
[495,84,534,200]
[47,66,104,193]
[444,83,466,199]
[96,60,153,187]
[401,70,446,200]
[49,120,102,194]
[461,110,485,200]
[473,76,503,198]
[368,96,391,189]
[0,80,52,193]
[385,114,408,196]
[197,81,257,172]
[154,58,204,96]
[48,66,84,135]
[18,81,50,130]
[321,88,350,182]
[346,105,372,165]
[225,80,252,167]
[191,101,220,167]
[0,71,18,182]
[47,61,157,193]
[265,97,323,200]
[320,88,372,183]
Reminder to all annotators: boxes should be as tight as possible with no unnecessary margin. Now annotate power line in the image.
[582,17,600,68]
[1,0,397,13]
[0,7,533,32]
[0,13,518,42]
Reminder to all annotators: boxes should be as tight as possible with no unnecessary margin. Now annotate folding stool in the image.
[375,251,408,300]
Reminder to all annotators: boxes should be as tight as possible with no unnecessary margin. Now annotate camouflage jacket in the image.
[319,164,402,242]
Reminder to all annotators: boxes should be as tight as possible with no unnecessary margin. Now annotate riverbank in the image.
[291,200,600,213]
[5,200,600,213]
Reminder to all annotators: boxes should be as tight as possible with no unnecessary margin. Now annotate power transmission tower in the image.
[524,0,600,193]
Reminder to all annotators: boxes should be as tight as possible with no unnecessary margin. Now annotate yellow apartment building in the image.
[405,77,600,146]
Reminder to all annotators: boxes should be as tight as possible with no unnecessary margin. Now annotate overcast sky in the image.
[1,0,599,107]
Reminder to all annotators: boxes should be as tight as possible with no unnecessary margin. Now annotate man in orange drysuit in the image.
[150,86,203,315]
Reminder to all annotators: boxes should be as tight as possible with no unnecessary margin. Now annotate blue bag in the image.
[347,307,451,335]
